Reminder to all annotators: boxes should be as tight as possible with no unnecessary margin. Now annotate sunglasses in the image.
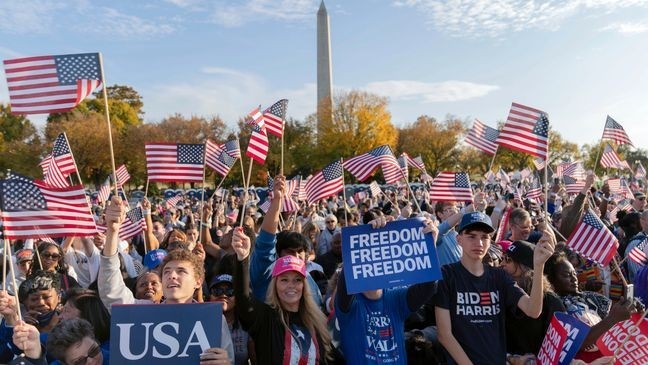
[42,253,61,260]
[70,343,101,365]
[210,287,234,297]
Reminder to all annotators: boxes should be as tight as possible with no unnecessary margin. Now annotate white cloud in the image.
[394,0,648,38]
[143,67,316,128]
[85,8,175,38]
[210,0,317,27]
[363,80,499,102]
[601,21,648,34]
[0,0,64,34]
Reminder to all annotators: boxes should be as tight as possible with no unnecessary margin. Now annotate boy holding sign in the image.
[433,212,556,364]
[99,197,234,364]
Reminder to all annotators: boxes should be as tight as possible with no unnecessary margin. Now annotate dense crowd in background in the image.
[0,171,646,365]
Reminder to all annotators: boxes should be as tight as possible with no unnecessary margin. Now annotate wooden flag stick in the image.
[2,239,7,292]
[144,178,150,198]
[209,170,233,200]
[7,241,22,320]
[544,152,549,215]
[340,158,348,225]
[487,147,499,173]
[198,165,207,244]
[280,131,284,176]
[400,166,422,214]
[98,53,119,196]
[240,158,254,228]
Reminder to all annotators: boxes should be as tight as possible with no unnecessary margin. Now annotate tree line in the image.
[0,85,645,190]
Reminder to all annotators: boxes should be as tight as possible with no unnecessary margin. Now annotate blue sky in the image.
[1,0,648,149]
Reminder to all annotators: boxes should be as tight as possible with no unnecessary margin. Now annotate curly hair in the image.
[159,248,205,281]
[19,270,61,302]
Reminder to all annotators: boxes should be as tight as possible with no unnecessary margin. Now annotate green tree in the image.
[0,104,43,177]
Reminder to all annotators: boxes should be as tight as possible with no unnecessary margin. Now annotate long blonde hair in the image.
[266,274,332,360]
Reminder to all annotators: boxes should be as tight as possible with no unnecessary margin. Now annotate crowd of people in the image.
[0,170,646,364]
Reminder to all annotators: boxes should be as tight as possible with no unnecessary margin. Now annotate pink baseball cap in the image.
[271,256,306,278]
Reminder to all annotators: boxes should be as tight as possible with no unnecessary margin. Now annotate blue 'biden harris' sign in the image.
[342,218,442,294]
[110,302,222,365]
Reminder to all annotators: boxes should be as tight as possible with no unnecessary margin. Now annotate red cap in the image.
[271,256,306,278]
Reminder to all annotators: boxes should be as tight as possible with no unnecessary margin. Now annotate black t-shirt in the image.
[434,262,525,365]
[506,291,566,355]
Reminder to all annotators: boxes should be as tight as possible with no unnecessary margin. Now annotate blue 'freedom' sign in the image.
[110,302,222,365]
[342,218,442,294]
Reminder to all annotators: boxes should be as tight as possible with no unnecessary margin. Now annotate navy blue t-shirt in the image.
[434,262,525,364]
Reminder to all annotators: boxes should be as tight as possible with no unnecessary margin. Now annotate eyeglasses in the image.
[210,287,234,297]
[325,220,336,224]
[42,253,61,260]
[70,343,101,365]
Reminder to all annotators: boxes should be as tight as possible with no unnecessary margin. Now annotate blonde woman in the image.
[232,227,332,364]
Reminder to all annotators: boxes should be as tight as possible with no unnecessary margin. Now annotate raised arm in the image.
[516,225,555,318]
[260,175,285,234]
[141,198,160,251]
[201,200,223,259]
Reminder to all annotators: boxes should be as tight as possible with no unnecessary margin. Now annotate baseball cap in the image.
[635,192,646,199]
[271,256,306,278]
[209,274,233,289]
[143,249,168,270]
[15,249,34,263]
[506,240,535,268]
[457,212,494,234]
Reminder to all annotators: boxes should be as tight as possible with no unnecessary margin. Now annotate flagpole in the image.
[1,239,7,292]
[399,160,422,214]
[280,130,284,176]
[144,178,150,198]
[61,132,85,187]
[487,147,499,173]
[240,158,254,228]
[340,158,348,225]
[198,164,207,244]
[98,53,119,196]
[209,170,233,200]
[544,151,549,215]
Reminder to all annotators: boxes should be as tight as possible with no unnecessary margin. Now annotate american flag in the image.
[246,123,269,164]
[3,53,102,115]
[567,209,618,266]
[97,207,146,241]
[526,177,543,200]
[533,158,546,170]
[96,178,111,204]
[429,172,473,202]
[114,164,130,188]
[397,155,409,180]
[166,195,183,207]
[563,162,586,180]
[564,176,586,195]
[602,115,633,146]
[600,144,626,170]
[494,208,511,244]
[266,175,299,212]
[520,168,532,180]
[465,119,499,156]
[222,139,241,159]
[205,140,237,177]
[627,238,648,266]
[411,155,426,171]
[263,99,288,137]
[496,102,549,159]
[343,145,401,183]
[607,178,633,199]
[40,133,78,189]
[247,106,264,129]
[296,175,309,201]
[145,143,205,182]
[369,181,382,197]
[555,161,571,177]
[484,170,496,183]
[497,168,510,186]
[0,173,97,239]
[635,162,646,180]
[305,160,344,204]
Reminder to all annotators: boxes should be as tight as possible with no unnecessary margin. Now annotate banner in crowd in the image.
[341,218,442,294]
[554,312,590,365]
[110,303,223,365]
[537,315,568,365]
[596,312,648,365]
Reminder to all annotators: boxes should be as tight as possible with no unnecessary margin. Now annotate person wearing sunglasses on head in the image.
[208,269,255,365]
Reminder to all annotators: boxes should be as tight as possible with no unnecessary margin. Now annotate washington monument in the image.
[317,0,333,135]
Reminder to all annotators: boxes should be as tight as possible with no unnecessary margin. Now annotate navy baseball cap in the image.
[143,249,168,270]
[457,212,494,234]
